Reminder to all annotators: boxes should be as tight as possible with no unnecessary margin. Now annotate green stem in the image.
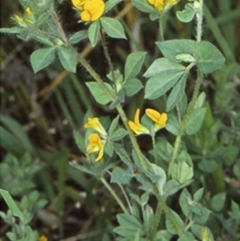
[100,27,116,82]
[50,9,67,43]
[152,185,182,235]
[159,13,165,42]
[168,0,204,177]
[151,133,157,161]
[168,70,203,176]
[149,202,162,240]
[100,176,128,214]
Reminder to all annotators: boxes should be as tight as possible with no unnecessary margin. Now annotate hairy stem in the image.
[168,0,204,177]
[100,176,128,214]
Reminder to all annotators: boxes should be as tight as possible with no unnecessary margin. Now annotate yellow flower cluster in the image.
[72,0,105,22]
[13,7,34,27]
[148,0,179,12]
[128,108,168,135]
[84,117,107,162]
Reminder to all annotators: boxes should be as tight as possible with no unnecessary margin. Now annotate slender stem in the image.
[151,133,157,161]
[152,185,182,235]
[159,13,165,42]
[100,27,116,82]
[168,0,204,177]
[149,202,162,240]
[50,9,67,43]
[118,183,133,214]
[100,176,128,214]
[168,71,203,176]
[196,0,203,43]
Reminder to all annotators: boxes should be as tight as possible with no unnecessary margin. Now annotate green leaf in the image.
[131,0,156,13]
[124,52,147,81]
[30,47,55,73]
[104,0,123,13]
[108,115,120,136]
[179,189,192,217]
[117,213,142,228]
[228,201,240,219]
[100,17,126,39]
[176,3,195,23]
[165,114,180,136]
[178,232,196,241]
[0,189,23,219]
[198,159,218,173]
[143,58,185,78]
[144,71,184,99]
[57,47,77,73]
[111,167,131,184]
[193,188,204,202]
[86,82,113,105]
[166,74,187,111]
[114,144,133,168]
[149,163,166,195]
[88,21,100,47]
[166,210,184,234]
[111,128,128,141]
[156,39,197,62]
[197,41,225,74]
[69,30,88,44]
[0,27,20,34]
[73,130,85,153]
[186,107,206,135]
[163,180,180,197]
[104,140,114,157]
[123,78,143,96]
[32,34,53,46]
[210,192,226,212]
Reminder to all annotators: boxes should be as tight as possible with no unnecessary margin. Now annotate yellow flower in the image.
[38,235,48,241]
[86,133,104,161]
[13,7,33,27]
[72,0,105,22]
[145,108,168,131]
[148,0,179,12]
[84,117,107,137]
[128,109,150,135]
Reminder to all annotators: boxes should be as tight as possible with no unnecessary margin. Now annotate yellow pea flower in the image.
[84,117,107,137]
[128,109,150,135]
[38,235,48,241]
[72,0,105,22]
[86,133,104,162]
[148,0,179,12]
[145,108,168,131]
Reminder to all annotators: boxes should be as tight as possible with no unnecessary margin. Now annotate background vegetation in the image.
[0,0,240,240]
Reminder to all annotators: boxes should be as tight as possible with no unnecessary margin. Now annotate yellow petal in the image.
[156,112,168,128]
[134,108,141,125]
[95,145,104,162]
[81,0,105,21]
[72,0,87,9]
[145,108,161,123]
[81,11,91,21]
[84,117,107,136]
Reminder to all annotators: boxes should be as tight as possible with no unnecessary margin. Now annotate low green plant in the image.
[1,0,239,240]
